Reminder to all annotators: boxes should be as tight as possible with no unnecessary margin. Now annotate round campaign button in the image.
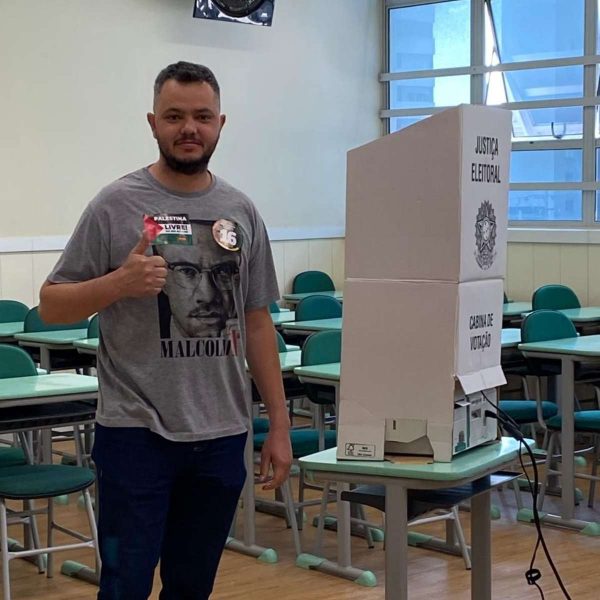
[212,219,241,251]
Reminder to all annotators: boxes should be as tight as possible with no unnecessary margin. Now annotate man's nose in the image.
[180,117,197,135]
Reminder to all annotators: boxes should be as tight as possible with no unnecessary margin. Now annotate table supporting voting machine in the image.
[299,438,524,600]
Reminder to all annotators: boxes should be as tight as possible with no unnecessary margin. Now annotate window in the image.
[383,0,600,228]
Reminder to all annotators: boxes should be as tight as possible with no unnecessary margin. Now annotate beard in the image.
[157,135,219,176]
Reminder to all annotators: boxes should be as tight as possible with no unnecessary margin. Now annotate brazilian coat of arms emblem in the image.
[474,200,497,270]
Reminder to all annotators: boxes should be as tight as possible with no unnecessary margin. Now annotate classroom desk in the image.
[271,311,296,327]
[501,328,521,348]
[518,335,600,533]
[282,290,343,308]
[0,373,97,408]
[283,317,343,336]
[15,329,88,371]
[502,302,531,317]
[0,322,24,343]
[299,438,525,600]
[556,307,600,324]
[73,338,99,356]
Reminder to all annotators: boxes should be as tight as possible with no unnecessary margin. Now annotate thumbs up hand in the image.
[116,232,167,298]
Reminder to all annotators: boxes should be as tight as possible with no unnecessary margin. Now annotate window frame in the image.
[383,0,600,231]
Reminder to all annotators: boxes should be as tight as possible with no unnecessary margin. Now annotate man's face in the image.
[147,80,226,175]
[158,224,239,337]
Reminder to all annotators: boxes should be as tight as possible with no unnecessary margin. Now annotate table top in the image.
[501,328,521,348]
[282,290,343,303]
[0,322,24,337]
[278,350,303,372]
[73,338,99,351]
[15,329,88,345]
[556,307,600,323]
[271,312,296,326]
[284,317,343,332]
[0,373,98,401]
[519,334,600,357]
[300,437,524,482]
[294,362,340,381]
[503,302,531,317]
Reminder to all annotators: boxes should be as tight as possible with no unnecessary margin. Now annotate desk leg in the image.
[471,490,491,600]
[40,347,51,372]
[560,358,575,521]
[296,479,376,586]
[224,430,278,563]
[385,483,408,600]
[337,483,352,567]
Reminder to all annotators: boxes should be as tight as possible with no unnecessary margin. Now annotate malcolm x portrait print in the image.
[155,220,241,339]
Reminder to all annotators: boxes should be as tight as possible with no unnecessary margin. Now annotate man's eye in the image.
[166,115,180,122]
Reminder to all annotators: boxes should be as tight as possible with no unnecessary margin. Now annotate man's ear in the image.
[147,113,157,139]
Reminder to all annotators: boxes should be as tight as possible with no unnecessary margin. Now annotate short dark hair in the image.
[153,61,220,103]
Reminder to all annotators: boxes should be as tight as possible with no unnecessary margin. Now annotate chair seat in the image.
[0,465,95,500]
[547,411,600,433]
[498,400,558,424]
[254,430,336,458]
[0,448,26,468]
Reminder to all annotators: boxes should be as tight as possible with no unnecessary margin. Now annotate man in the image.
[39,61,292,600]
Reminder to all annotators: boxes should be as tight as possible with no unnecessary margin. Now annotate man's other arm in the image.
[245,306,292,490]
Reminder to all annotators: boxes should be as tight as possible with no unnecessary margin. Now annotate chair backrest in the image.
[0,300,29,324]
[532,284,580,311]
[24,306,89,333]
[292,271,335,294]
[301,330,341,406]
[269,302,281,313]
[521,309,578,343]
[301,330,342,366]
[295,295,342,322]
[275,330,287,353]
[88,314,99,338]
[503,292,508,304]
[0,344,38,378]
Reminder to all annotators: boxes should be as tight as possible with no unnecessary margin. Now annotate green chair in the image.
[0,301,29,324]
[301,330,341,449]
[0,463,99,600]
[24,306,88,334]
[532,284,580,311]
[20,307,93,373]
[294,295,342,322]
[87,314,99,339]
[292,271,335,294]
[269,302,280,313]
[521,311,600,510]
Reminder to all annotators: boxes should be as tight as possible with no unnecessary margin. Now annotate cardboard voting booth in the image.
[337,104,511,462]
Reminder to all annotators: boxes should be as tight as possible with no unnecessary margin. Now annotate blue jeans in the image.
[92,425,247,600]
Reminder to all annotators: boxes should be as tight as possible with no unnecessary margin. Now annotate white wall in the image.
[0,0,381,242]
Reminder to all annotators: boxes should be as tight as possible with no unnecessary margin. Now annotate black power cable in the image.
[477,392,572,599]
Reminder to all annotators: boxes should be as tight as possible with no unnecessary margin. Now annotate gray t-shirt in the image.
[48,168,279,441]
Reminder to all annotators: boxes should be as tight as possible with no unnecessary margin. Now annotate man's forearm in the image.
[245,308,289,430]
[39,271,124,324]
